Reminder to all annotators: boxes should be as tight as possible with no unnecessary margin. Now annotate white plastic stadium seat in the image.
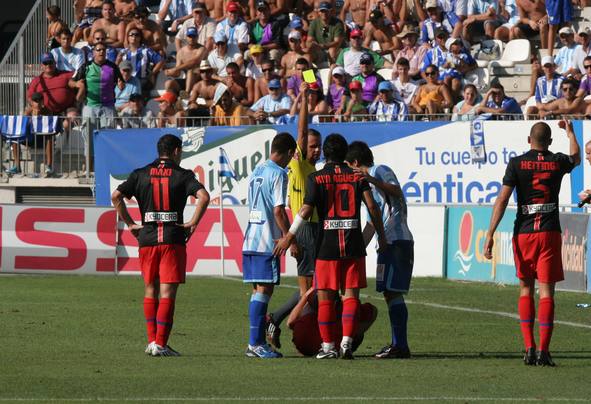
[522,96,537,118]
[318,68,330,95]
[464,67,490,91]
[151,71,168,97]
[489,39,530,68]
[74,41,89,50]
[370,40,381,52]
[475,40,503,68]
[377,68,393,80]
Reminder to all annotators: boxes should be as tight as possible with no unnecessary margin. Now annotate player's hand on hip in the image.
[483,234,494,260]
[177,222,196,242]
[129,223,143,238]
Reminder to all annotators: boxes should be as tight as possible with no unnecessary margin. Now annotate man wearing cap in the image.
[339,0,369,28]
[395,24,428,79]
[526,55,564,117]
[248,78,292,123]
[352,52,385,104]
[363,8,397,56]
[368,81,408,121]
[189,60,221,107]
[442,36,476,96]
[574,27,591,77]
[250,1,287,62]
[281,31,312,78]
[120,93,156,128]
[546,0,573,57]
[463,0,504,43]
[344,79,368,120]
[554,27,581,76]
[157,0,193,34]
[326,66,348,114]
[167,26,207,93]
[336,28,386,77]
[115,60,142,111]
[211,83,249,125]
[246,44,267,79]
[175,2,216,52]
[287,58,322,101]
[126,6,167,52]
[156,91,186,127]
[511,0,548,47]
[209,31,244,78]
[421,0,454,44]
[308,2,345,64]
[215,2,250,57]
[90,1,126,49]
[420,28,451,77]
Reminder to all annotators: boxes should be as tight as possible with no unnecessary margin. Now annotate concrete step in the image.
[497,75,531,93]
[491,64,533,76]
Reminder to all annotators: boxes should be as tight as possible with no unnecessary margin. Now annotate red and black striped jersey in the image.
[117,158,204,247]
[304,162,370,259]
[502,149,575,234]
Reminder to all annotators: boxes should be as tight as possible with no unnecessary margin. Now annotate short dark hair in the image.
[295,57,309,67]
[308,128,321,138]
[226,62,240,72]
[562,78,578,89]
[157,134,182,157]
[47,5,61,17]
[396,57,410,68]
[585,56,591,64]
[58,28,72,38]
[323,133,348,162]
[271,132,297,154]
[463,83,477,93]
[345,141,374,167]
[129,93,143,102]
[490,82,504,92]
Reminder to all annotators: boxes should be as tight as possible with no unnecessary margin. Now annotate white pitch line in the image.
[214,276,591,329]
[0,397,589,402]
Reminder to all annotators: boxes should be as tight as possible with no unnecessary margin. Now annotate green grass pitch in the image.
[1,275,590,403]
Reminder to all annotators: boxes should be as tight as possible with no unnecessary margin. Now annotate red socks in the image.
[155,297,176,347]
[318,300,336,344]
[518,296,535,350]
[143,297,158,343]
[538,297,554,352]
[342,297,359,338]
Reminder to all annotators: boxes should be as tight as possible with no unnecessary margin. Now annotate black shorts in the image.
[295,221,318,277]
[515,23,538,38]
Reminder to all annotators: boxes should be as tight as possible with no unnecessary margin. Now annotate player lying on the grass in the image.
[345,141,414,359]
[287,287,378,357]
[484,120,580,367]
[242,132,297,359]
[112,134,210,357]
[274,134,387,360]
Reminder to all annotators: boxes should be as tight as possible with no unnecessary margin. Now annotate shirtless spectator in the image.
[539,79,585,118]
[158,0,193,34]
[399,0,427,27]
[367,0,399,28]
[340,0,369,28]
[46,5,67,50]
[73,0,103,43]
[209,32,243,78]
[254,59,281,101]
[336,29,385,77]
[394,25,427,79]
[126,6,167,53]
[216,2,251,57]
[189,60,220,107]
[307,2,345,64]
[249,0,289,19]
[156,91,186,127]
[250,1,286,62]
[223,62,253,106]
[363,9,397,55]
[166,27,207,93]
[176,2,216,52]
[90,0,126,48]
[281,31,312,77]
[114,0,136,20]
[511,0,548,48]
[51,29,85,73]
[204,0,224,20]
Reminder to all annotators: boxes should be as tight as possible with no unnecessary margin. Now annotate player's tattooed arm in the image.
[111,189,143,238]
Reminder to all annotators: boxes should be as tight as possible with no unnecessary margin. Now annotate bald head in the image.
[529,122,552,149]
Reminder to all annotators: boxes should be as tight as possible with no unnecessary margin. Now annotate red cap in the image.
[226,2,240,12]
[309,82,320,91]
[350,29,363,38]
[349,80,362,91]
[155,91,177,104]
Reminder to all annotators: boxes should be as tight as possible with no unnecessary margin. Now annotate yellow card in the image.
[302,69,316,84]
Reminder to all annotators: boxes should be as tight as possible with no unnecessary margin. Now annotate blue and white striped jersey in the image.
[119,47,162,79]
[554,43,581,74]
[51,47,84,73]
[368,165,413,243]
[534,74,564,103]
[242,159,288,255]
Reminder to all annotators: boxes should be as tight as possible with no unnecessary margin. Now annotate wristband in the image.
[288,213,305,235]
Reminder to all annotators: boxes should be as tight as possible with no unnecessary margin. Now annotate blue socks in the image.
[249,292,270,346]
[388,296,408,348]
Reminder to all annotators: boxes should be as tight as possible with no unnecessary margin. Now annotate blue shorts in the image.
[546,0,572,25]
[242,253,280,284]
[376,240,414,293]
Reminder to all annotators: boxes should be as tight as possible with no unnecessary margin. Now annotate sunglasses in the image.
[585,65,591,70]
[134,15,147,20]
[94,48,107,52]
[128,32,141,37]
[262,68,273,72]
[425,71,437,76]
[562,87,576,92]
[94,36,106,41]
[42,61,55,65]
[269,87,280,91]
[289,38,300,43]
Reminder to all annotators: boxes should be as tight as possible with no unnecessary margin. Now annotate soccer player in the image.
[274,134,388,359]
[484,121,580,367]
[345,141,414,359]
[265,82,323,350]
[111,134,210,357]
[242,132,297,359]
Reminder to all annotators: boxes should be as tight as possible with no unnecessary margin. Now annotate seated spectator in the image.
[307,2,345,64]
[72,43,123,128]
[215,2,250,57]
[115,60,142,111]
[452,83,480,120]
[248,78,292,123]
[420,28,450,78]
[118,27,165,92]
[575,27,591,78]
[246,44,266,79]
[289,82,329,123]
[421,0,454,44]
[539,78,585,117]
[547,0,573,57]
[211,83,250,126]
[326,66,348,116]
[399,0,427,28]
[209,31,243,78]
[463,0,504,43]
[394,24,428,79]
[441,37,476,96]
[525,56,564,117]
[114,0,137,20]
[362,9,397,55]
[125,6,167,52]
[250,1,286,63]
[175,2,216,52]
[554,27,581,77]
[411,64,453,115]
[367,0,401,27]
[231,0,253,22]
[343,80,368,121]
[51,28,85,73]
[339,0,369,28]
[576,56,591,113]
[437,0,467,37]
[493,0,519,42]
[46,5,67,50]
[336,29,385,78]
[352,52,385,104]
[156,91,186,127]
[280,31,312,78]
[157,0,193,34]
[203,0,224,21]
[505,0,547,46]
[287,58,322,101]
[189,60,220,107]
[90,0,126,48]
[254,59,282,101]
[368,81,408,121]
[392,57,419,109]
[27,53,83,116]
[73,0,104,43]
[476,82,522,119]
[119,93,155,127]
[84,28,118,62]
[223,62,252,106]
[252,0,289,18]
[165,26,207,93]
[24,92,55,177]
